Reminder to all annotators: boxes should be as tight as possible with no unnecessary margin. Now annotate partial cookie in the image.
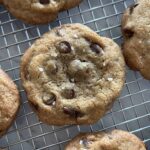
[3,0,82,24]
[122,0,150,80]
[0,0,3,4]
[0,69,20,137]
[62,0,82,11]
[21,23,125,125]
[65,130,146,150]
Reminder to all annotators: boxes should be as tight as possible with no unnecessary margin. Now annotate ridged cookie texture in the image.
[0,69,20,137]
[2,0,82,24]
[65,130,146,150]
[21,23,125,125]
[122,0,150,80]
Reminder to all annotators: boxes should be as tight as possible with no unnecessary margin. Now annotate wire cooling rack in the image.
[0,0,150,149]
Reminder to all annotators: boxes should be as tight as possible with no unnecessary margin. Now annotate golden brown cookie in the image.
[0,69,20,137]
[65,130,146,150]
[21,23,125,125]
[122,0,150,80]
[3,0,82,24]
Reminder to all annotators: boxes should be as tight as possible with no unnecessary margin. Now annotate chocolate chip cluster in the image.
[40,39,104,118]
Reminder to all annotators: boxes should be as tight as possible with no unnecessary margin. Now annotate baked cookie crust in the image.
[21,23,125,125]
[3,0,82,24]
[122,0,150,80]
[65,130,146,150]
[0,69,20,137]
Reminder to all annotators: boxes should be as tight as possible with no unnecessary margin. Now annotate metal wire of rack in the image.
[0,0,150,149]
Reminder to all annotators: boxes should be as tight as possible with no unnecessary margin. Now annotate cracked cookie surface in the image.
[3,0,82,24]
[65,130,146,150]
[122,0,150,80]
[21,23,125,125]
[0,69,20,137]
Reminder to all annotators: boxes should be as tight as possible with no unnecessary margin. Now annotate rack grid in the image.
[0,0,150,149]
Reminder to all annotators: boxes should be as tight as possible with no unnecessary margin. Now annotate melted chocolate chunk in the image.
[39,0,49,4]
[129,3,139,14]
[43,93,56,106]
[124,28,134,38]
[63,107,83,118]
[58,41,72,53]
[90,43,103,54]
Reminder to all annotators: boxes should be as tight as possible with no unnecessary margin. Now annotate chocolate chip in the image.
[90,43,103,54]
[63,89,75,99]
[39,0,49,4]
[124,28,134,38]
[43,93,56,106]
[63,107,83,118]
[129,3,139,14]
[58,41,72,53]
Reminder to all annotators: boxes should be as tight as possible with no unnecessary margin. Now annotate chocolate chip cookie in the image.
[65,130,146,150]
[0,69,20,137]
[21,23,125,125]
[122,0,150,80]
[3,0,82,24]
